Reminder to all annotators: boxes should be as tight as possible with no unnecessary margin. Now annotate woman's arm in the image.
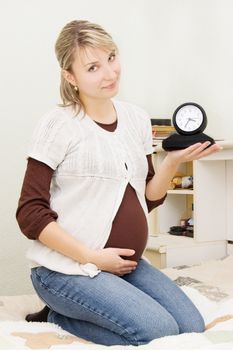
[38,221,94,264]
[145,154,166,211]
[16,158,137,275]
[39,222,137,274]
[146,141,221,201]
[16,158,58,239]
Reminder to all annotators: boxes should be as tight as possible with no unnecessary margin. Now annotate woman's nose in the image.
[103,65,117,80]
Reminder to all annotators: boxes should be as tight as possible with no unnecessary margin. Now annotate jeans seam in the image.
[35,271,138,343]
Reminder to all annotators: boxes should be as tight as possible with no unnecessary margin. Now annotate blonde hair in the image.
[55,20,118,113]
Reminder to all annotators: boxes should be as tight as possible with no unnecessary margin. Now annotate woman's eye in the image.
[88,65,97,72]
[109,53,116,62]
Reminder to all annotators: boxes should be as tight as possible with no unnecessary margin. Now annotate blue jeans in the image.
[31,259,204,346]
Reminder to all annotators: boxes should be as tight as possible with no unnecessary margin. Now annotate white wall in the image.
[0,0,233,295]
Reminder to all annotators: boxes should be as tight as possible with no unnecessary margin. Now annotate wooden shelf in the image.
[167,189,193,195]
[145,234,227,268]
[147,142,233,268]
[146,233,194,253]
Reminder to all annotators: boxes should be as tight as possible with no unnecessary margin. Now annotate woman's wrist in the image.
[79,247,98,265]
[164,153,181,171]
[87,249,103,267]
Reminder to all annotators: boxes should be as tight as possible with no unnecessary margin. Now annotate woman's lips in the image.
[103,81,117,89]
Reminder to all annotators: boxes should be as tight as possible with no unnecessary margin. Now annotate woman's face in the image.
[67,46,121,102]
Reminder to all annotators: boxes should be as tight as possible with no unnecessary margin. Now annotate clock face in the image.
[173,103,207,135]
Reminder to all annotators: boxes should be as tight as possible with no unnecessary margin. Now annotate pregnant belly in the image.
[104,183,148,262]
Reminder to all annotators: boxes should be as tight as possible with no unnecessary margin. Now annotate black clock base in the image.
[162,132,215,151]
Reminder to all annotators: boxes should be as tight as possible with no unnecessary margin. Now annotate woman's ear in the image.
[62,69,76,87]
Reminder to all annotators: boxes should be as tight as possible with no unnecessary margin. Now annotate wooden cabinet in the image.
[145,141,233,268]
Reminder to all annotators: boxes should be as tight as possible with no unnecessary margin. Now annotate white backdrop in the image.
[0,0,233,295]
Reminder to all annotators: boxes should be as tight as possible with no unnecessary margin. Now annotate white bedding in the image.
[1,255,233,349]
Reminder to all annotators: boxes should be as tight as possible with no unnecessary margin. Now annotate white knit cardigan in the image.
[26,100,154,277]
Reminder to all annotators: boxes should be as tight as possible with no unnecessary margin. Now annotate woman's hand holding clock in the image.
[167,141,221,165]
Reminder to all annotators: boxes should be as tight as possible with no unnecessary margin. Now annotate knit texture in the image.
[26,100,153,276]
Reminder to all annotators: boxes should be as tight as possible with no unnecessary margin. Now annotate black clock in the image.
[162,102,215,151]
[173,102,207,135]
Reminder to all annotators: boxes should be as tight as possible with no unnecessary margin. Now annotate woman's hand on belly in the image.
[92,248,137,276]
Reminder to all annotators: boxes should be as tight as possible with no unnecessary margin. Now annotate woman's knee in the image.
[48,310,179,346]
[127,313,179,345]
[183,312,205,334]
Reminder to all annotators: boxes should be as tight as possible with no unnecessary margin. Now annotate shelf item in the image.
[151,119,175,141]
[150,118,171,126]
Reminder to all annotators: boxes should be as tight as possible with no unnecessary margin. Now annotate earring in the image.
[74,86,79,92]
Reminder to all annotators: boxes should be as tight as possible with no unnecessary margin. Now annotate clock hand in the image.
[184,118,191,128]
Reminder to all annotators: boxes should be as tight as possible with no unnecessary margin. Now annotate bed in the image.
[1,255,233,349]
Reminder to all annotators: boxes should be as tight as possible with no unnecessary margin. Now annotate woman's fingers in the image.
[189,143,220,159]
[195,144,220,159]
[114,248,135,257]
[187,141,210,154]
[116,266,137,276]
[181,142,220,160]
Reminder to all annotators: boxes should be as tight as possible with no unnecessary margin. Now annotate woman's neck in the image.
[83,98,117,124]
